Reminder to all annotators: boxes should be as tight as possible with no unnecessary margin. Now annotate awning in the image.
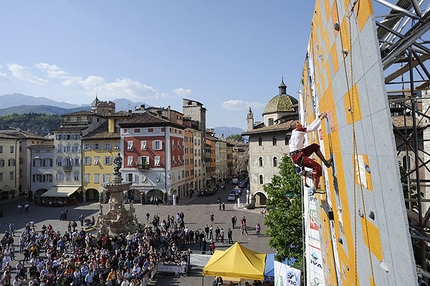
[41,186,79,197]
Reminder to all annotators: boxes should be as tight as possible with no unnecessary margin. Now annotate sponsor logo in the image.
[310,277,323,286]
[308,234,320,242]
[311,252,323,269]
[286,269,300,285]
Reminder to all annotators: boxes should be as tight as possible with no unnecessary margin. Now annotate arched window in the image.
[259,157,263,167]
[56,157,63,167]
[258,137,262,146]
[272,136,277,146]
[259,175,264,184]
[285,134,291,145]
[273,157,278,167]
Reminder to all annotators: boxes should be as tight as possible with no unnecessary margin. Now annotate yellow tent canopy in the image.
[202,242,266,280]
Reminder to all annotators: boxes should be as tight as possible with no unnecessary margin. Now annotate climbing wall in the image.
[301,0,417,285]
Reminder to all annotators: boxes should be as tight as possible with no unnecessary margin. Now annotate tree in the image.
[226,134,243,142]
[264,155,304,270]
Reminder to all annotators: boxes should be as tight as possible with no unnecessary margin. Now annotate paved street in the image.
[0,183,275,285]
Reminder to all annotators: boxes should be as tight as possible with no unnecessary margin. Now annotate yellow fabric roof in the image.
[202,242,266,280]
[41,186,79,197]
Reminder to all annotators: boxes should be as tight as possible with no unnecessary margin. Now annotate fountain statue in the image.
[92,153,139,235]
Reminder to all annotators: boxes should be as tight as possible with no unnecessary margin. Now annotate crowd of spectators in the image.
[0,210,192,286]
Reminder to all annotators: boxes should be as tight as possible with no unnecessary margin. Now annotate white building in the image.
[242,79,298,206]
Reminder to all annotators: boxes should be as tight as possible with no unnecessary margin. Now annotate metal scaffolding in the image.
[376,0,430,280]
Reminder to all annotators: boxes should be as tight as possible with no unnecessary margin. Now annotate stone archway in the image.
[254,191,267,206]
[145,189,166,204]
[127,189,140,203]
[85,188,99,202]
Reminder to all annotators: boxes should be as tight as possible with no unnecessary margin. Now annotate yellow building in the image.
[82,121,120,202]
[0,133,20,198]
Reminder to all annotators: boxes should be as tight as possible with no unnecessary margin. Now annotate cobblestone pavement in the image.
[0,184,275,285]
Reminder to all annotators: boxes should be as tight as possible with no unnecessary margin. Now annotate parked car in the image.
[238,181,247,188]
[233,186,241,196]
[227,192,237,201]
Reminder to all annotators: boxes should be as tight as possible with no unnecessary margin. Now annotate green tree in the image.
[0,113,61,135]
[264,155,303,270]
[226,134,243,142]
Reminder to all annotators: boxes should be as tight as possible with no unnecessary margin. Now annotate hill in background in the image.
[0,93,245,137]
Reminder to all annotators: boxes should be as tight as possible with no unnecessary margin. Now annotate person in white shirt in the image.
[289,112,332,194]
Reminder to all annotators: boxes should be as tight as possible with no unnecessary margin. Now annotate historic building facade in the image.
[242,80,298,206]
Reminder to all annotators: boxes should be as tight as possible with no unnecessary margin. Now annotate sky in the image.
[0,1,316,130]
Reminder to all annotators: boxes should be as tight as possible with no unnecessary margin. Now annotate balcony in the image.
[136,163,150,171]
[63,165,73,172]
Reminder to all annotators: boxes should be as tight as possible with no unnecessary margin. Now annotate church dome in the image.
[262,79,298,115]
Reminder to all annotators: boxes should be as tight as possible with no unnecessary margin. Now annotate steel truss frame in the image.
[375,0,430,282]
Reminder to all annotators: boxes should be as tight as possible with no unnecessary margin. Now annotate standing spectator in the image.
[209,225,214,241]
[210,240,216,254]
[146,212,150,223]
[215,227,220,242]
[220,228,225,244]
[8,222,15,236]
[10,246,15,261]
[107,268,116,285]
[255,222,261,236]
[204,224,210,238]
[241,216,248,235]
[73,267,82,285]
[79,214,85,227]
[227,228,233,243]
[222,202,225,211]
[85,269,94,286]
[231,215,237,229]
[200,237,207,254]
[72,221,78,232]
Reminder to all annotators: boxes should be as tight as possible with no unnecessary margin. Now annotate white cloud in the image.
[222,99,265,111]
[172,88,192,97]
[8,62,168,102]
[35,63,68,78]
[8,64,48,85]
[103,78,158,99]
[63,76,159,100]
[0,65,5,80]
[62,76,84,87]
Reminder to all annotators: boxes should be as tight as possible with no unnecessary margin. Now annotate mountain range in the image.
[0,93,244,137]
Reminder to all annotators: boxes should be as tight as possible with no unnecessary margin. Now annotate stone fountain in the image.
[94,153,138,235]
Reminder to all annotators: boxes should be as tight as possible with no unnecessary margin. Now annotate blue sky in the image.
[0,1,315,130]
